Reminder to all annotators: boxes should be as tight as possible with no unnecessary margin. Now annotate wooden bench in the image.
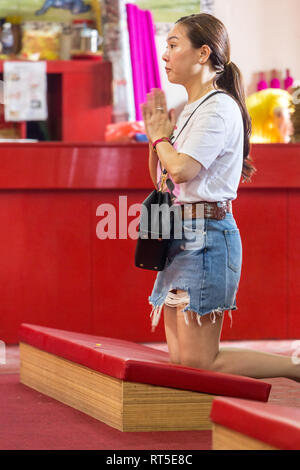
[210,397,300,450]
[19,323,271,432]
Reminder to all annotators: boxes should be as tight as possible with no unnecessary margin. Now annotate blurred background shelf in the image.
[0,59,112,142]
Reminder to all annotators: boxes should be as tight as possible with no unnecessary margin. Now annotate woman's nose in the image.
[162,50,169,62]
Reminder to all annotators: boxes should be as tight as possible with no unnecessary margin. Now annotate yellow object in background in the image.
[246,88,294,143]
[6,16,22,25]
[21,22,62,60]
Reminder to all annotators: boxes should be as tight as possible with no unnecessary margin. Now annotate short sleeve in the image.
[179,112,226,170]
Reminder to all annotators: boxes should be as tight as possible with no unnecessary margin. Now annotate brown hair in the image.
[175,13,256,182]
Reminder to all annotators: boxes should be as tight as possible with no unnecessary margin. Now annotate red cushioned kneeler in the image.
[19,323,271,432]
[210,397,300,450]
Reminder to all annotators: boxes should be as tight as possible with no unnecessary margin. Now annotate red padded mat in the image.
[210,396,300,450]
[19,323,271,401]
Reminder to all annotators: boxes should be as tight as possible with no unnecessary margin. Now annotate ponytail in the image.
[214,61,256,182]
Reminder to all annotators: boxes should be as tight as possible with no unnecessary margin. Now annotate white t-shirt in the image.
[157,89,244,204]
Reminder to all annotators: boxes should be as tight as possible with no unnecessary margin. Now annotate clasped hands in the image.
[140,88,176,145]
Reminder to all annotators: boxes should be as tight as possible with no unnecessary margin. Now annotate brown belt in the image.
[180,200,232,220]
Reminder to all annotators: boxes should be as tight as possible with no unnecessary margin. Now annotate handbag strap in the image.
[158,90,228,185]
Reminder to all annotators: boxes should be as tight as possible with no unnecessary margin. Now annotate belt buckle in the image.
[205,201,227,220]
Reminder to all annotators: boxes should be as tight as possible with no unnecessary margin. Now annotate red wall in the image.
[0,142,299,344]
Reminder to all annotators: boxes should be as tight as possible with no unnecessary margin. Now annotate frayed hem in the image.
[182,306,236,328]
[149,297,237,332]
[149,303,164,332]
[149,286,190,332]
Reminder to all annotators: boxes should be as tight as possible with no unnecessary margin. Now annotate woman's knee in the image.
[177,312,222,370]
[169,356,181,365]
[180,354,215,371]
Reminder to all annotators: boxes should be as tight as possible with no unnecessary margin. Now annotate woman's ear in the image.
[198,44,212,64]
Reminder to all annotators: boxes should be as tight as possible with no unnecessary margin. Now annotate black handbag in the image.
[134,169,176,271]
[134,90,226,271]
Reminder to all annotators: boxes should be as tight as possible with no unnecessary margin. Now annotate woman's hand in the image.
[141,88,176,144]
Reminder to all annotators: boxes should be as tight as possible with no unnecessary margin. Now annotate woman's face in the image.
[162,24,205,85]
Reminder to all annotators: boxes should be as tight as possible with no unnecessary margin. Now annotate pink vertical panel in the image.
[126,4,141,119]
[136,8,147,109]
[126,4,144,120]
[141,11,152,92]
[126,3,162,120]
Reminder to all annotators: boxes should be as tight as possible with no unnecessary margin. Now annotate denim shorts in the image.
[148,212,242,331]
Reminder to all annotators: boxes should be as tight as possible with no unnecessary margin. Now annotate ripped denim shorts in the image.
[148,212,242,331]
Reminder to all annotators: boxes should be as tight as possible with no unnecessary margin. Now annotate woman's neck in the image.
[186,77,219,104]
[186,85,217,104]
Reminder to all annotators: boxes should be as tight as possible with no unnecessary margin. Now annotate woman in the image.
[141,13,300,381]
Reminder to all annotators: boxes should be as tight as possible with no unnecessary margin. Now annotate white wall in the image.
[158,0,300,113]
[214,0,300,95]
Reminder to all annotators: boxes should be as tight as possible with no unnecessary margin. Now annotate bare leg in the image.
[176,306,224,370]
[163,304,180,364]
[175,289,300,381]
[213,347,299,380]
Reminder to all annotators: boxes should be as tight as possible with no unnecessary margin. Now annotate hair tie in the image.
[216,61,232,75]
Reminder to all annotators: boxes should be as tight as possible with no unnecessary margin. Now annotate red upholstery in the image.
[210,397,300,450]
[19,323,271,401]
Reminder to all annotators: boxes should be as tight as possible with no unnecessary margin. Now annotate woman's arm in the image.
[148,142,159,187]
[142,89,203,185]
[154,141,202,184]
[141,89,202,184]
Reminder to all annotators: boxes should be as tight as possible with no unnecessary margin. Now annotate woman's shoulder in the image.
[176,89,242,129]
[203,89,241,116]
[202,89,239,111]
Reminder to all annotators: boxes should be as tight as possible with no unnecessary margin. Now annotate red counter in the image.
[0,142,299,344]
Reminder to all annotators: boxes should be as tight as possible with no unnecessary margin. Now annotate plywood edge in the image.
[123,380,214,404]
[20,342,215,432]
[212,423,279,450]
[20,342,124,431]
[122,380,214,430]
